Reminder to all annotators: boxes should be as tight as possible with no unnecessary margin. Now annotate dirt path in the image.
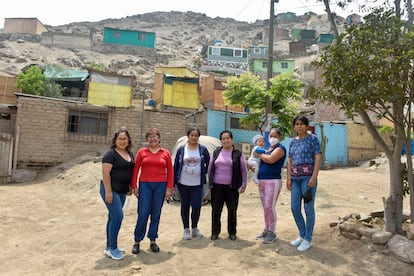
[0,159,412,276]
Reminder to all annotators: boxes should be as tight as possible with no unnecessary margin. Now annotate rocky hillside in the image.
[0,11,338,95]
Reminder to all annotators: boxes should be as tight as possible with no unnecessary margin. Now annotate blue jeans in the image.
[100,182,126,250]
[177,184,203,229]
[290,176,317,242]
[134,181,166,242]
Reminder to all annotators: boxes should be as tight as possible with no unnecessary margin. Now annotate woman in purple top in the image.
[208,130,248,241]
[287,116,322,252]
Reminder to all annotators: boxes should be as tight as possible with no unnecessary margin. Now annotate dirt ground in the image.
[0,155,412,276]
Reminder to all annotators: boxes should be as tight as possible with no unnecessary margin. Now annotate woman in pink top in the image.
[208,130,248,241]
[130,128,174,254]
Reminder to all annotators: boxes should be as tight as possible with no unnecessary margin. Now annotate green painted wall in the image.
[251,59,295,74]
[103,27,155,48]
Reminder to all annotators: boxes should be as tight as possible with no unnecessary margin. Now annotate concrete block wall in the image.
[347,123,380,162]
[16,96,67,166]
[15,96,185,168]
[184,110,208,136]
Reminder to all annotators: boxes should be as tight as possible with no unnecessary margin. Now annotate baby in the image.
[248,134,266,184]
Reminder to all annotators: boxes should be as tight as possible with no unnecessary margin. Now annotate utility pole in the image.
[265,0,277,131]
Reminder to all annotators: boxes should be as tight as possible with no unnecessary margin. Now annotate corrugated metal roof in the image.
[43,68,89,81]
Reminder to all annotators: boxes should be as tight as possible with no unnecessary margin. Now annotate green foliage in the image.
[16,66,45,95]
[311,9,414,121]
[16,65,63,98]
[87,61,105,72]
[311,8,413,212]
[402,167,411,197]
[378,125,393,133]
[223,72,303,135]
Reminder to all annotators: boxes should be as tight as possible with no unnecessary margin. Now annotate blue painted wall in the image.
[207,110,349,167]
[103,27,156,48]
[207,110,257,143]
[313,122,348,167]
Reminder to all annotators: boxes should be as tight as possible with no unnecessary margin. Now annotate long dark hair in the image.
[110,127,132,152]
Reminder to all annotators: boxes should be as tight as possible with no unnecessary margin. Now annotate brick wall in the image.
[15,95,185,168]
[347,123,381,162]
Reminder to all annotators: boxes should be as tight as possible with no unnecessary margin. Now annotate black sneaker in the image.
[132,242,140,254]
[150,243,160,253]
[256,230,268,240]
[263,231,277,244]
[229,234,237,241]
[211,234,219,240]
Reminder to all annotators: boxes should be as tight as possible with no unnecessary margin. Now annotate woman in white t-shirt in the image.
[173,128,210,240]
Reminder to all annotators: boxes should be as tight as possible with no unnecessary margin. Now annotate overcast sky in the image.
[1,0,369,28]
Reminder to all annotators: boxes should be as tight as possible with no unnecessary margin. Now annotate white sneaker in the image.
[183,228,192,240]
[290,237,303,247]
[104,247,125,255]
[253,177,259,184]
[297,239,312,251]
[192,228,204,238]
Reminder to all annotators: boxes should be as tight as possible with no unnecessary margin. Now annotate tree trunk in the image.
[322,0,339,36]
[387,159,404,233]
[408,0,413,25]
[383,196,396,233]
[358,109,404,233]
[394,0,401,19]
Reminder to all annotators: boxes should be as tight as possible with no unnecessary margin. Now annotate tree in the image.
[223,72,303,135]
[16,65,62,98]
[311,9,414,233]
[16,66,45,95]
[316,0,413,35]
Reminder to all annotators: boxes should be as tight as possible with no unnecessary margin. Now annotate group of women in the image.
[99,115,321,260]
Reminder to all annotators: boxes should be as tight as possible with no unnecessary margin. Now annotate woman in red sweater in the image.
[130,128,174,254]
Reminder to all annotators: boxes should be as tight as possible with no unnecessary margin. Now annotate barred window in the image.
[67,110,108,136]
[234,49,242,57]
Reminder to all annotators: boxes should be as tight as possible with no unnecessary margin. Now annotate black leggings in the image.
[177,183,203,229]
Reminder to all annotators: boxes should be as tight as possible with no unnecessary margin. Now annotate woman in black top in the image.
[100,127,135,260]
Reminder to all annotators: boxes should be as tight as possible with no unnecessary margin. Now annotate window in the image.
[253,48,261,54]
[67,110,108,136]
[114,31,121,38]
[211,47,220,56]
[281,62,288,69]
[230,117,241,129]
[230,117,255,130]
[138,33,146,40]
[234,49,242,57]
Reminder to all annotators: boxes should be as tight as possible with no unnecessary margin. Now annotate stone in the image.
[329,221,338,227]
[349,213,361,219]
[371,231,393,245]
[388,234,414,263]
[358,227,381,239]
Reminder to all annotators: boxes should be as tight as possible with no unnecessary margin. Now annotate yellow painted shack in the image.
[87,70,134,108]
[152,66,199,110]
